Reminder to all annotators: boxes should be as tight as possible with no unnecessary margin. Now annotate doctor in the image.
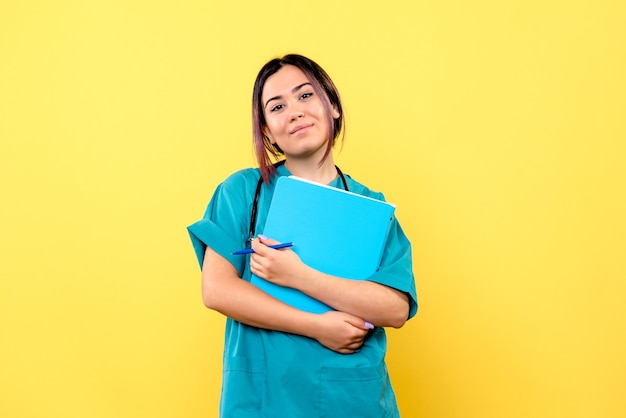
[188,54,418,417]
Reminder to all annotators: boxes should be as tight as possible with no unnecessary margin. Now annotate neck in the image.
[284,156,338,184]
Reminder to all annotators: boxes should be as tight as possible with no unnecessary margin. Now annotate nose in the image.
[289,103,304,121]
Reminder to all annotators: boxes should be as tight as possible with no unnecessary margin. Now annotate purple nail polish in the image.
[365,322,374,329]
[258,234,268,240]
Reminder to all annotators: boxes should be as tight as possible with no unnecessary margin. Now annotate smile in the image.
[290,124,313,135]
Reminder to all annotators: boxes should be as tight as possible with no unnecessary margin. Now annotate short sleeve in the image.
[342,181,418,320]
[187,171,256,276]
[367,216,418,319]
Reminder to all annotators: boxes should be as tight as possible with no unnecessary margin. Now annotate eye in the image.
[300,92,314,100]
[270,104,284,112]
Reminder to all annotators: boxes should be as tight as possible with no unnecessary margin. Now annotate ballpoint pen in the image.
[232,242,294,255]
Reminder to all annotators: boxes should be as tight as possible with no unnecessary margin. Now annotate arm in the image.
[201,246,372,354]
[250,237,410,328]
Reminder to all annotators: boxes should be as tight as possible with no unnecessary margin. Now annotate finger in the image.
[249,259,258,275]
[257,234,280,246]
[250,238,269,256]
[251,237,280,257]
[344,316,373,331]
[345,339,362,349]
[338,347,361,354]
[249,257,265,275]
[249,252,261,265]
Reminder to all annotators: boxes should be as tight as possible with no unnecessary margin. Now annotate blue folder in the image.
[250,176,395,314]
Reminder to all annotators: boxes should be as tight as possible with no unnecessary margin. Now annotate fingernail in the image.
[258,234,267,240]
[365,322,374,329]
[354,349,361,353]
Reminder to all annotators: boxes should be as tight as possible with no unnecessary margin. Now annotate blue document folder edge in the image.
[250,176,395,314]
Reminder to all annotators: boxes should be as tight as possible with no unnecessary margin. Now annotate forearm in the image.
[201,247,374,353]
[203,272,318,336]
[202,249,318,338]
[295,266,409,328]
[249,239,409,328]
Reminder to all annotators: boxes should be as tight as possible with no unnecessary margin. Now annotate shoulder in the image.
[214,168,262,196]
[203,168,261,212]
[221,168,261,188]
[343,174,386,201]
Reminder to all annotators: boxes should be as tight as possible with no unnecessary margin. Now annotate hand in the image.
[249,235,307,288]
[310,311,373,354]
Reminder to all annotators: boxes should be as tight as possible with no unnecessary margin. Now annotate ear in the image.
[331,105,340,120]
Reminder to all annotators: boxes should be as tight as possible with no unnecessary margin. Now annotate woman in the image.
[188,54,418,417]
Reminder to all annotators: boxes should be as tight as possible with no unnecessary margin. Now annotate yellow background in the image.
[1,1,625,417]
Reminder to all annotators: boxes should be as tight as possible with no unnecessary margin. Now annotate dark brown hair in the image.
[252,54,345,183]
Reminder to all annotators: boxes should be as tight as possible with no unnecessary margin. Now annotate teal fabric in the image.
[187,164,418,417]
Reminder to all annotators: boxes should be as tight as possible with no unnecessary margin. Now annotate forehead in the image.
[261,65,310,101]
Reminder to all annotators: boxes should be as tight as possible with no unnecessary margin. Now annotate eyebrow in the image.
[264,82,312,109]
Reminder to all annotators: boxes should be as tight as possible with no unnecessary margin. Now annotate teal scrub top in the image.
[188,164,418,418]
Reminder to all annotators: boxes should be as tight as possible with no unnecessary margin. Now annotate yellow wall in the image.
[1,1,624,417]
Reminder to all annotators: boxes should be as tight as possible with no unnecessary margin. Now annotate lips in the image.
[290,124,313,135]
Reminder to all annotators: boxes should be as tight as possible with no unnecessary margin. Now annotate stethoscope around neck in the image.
[248,160,349,241]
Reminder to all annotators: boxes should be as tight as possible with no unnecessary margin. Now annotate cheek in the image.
[314,103,330,120]
[267,121,280,134]
[316,109,331,129]
[264,119,283,142]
